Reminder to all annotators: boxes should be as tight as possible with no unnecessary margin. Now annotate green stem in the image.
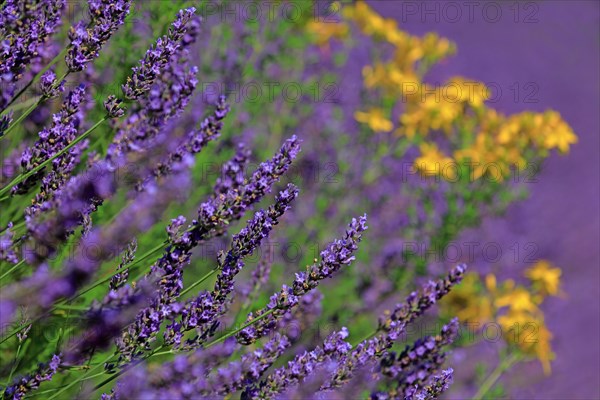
[2,99,43,136]
[6,340,26,384]
[0,259,25,281]
[473,353,521,400]
[179,268,218,298]
[0,116,107,198]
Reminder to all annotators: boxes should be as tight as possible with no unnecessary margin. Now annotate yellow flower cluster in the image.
[413,143,457,180]
[440,260,563,374]
[398,77,489,138]
[452,108,577,180]
[354,108,393,133]
[338,1,577,181]
[344,1,455,90]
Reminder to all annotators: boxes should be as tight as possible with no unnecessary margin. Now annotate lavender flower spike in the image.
[65,0,132,71]
[12,84,87,196]
[122,7,200,99]
[406,368,454,400]
[111,334,289,399]
[2,355,61,400]
[0,0,65,109]
[236,215,368,345]
[40,69,65,99]
[163,185,299,350]
[372,318,459,398]
[109,52,200,160]
[324,265,466,390]
[247,328,352,399]
[141,95,230,187]
[0,166,191,326]
[116,139,300,363]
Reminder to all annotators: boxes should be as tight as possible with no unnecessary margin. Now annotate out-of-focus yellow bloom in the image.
[343,0,577,177]
[440,266,560,375]
[444,77,489,109]
[495,287,538,313]
[344,1,454,88]
[498,311,554,375]
[439,273,493,325]
[485,274,497,292]
[354,108,393,132]
[342,1,397,43]
[525,260,562,297]
[533,323,554,375]
[536,111,578,153]
[305,21,349,47]
[414,143,457,180]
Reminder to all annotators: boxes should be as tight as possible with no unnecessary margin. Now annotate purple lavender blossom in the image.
[12,84,88,197]
[109,239,137,290]
[0,0,65,109]
[121,8,200,100]
[138,95,229,189]
[0,222,19,264]
[2,354,61,399]
[0,165,191,325]
[236,215,368,345]
[65,0,132,71]
[115,137,300,363]
[163,186,299,350]
[62,282,153,366]
[214,143,251,195]
[405,368,454,400]
[211,333,290,396]
[112,334,289,399]
[248,328,352,398]
[109,339,237,399]
[275,289,323,342]
[372,319,459,399]
[103,95,125,118]
[21,111,194,265]
[39,69,65,99]
[109,52,200,160]
[274,361,340,400]
[324,265,466,390]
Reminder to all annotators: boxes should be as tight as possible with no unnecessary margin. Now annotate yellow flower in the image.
[494,287,538,313]
[354,108,393,132]
[498,311,554,375]
[533,323,554,375]
[539,111,578,153]
[525,260,562,297]
[414,143,457,180]
[362,64,387,89]
[445,77,489,108]
[344,1,399,43]
[485,274,497,292]
[439,273,493,325]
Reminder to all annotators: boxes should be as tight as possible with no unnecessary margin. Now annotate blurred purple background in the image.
[362,1,599,398]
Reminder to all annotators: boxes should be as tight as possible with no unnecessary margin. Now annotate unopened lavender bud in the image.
[40,70,65,98]
[104,95,125,118]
